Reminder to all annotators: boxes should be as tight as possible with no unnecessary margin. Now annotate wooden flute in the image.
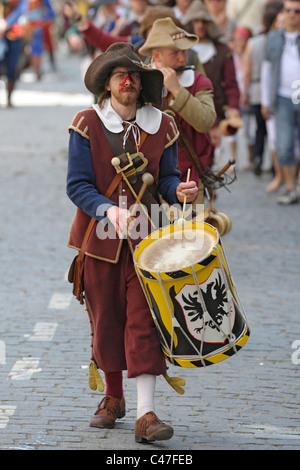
[174,65,196,72]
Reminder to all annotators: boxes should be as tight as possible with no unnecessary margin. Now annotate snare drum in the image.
[134,221,250,368]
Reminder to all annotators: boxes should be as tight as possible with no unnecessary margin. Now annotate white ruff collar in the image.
[93,99,162,134]
[151,62,195,97]
[177,69,195,88]
[193,41,217,64]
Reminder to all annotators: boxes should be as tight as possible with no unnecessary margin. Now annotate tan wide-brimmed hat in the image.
[219,115,244,136]
[138,17,199,57]
[185,0,223,40]
[84,42,164,106]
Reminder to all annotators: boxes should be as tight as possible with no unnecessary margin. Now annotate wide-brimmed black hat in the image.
[84,43,164,106]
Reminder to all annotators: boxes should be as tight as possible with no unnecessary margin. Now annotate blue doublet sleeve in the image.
[158,141,181,205]
[66,130,117,220]
[66,130,181,218]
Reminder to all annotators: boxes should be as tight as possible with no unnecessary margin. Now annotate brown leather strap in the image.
[77,172,122,262]
[173,115,205,179]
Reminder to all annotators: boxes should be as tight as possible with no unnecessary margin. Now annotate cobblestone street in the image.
[0,44,299,452]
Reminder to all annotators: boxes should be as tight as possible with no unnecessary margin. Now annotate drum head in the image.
[137,224,218,273]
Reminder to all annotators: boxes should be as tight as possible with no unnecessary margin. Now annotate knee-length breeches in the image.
[84,242,166,378]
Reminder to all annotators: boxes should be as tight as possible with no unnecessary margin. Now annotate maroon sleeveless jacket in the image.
[203,42,240,120]
[67,107,178,263]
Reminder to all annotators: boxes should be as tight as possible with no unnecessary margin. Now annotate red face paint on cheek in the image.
[129,74,136,85]
[118,72,137,93]
[118,74,128,93]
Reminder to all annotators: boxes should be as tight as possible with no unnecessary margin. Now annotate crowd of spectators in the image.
[1,0,299,204]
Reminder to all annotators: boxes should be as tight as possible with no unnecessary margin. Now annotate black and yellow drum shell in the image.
[134,221,250,368]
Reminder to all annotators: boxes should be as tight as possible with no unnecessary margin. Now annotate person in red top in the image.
[139,17,216,206]
[185,0,240,149]
[63,0,144,53]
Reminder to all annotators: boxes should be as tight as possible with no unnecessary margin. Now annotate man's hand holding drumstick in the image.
[107,172,197,237]
[106,206,133,239]
[106,172,155,238]
[175,175,198,203]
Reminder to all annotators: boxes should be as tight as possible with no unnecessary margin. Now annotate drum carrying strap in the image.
[165,109,206,182]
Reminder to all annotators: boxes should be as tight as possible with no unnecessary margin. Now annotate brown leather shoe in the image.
[135,411,173,443]
[90,395,126,429]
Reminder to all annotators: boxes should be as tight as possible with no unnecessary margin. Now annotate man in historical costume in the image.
[0,0,27,106]
[138,17,216,206]
[66,42,198,443]
[184,1,240,152]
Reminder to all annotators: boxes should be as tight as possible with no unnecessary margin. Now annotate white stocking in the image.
[136,374,156,419]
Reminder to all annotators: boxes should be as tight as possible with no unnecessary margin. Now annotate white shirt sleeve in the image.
[261,60,272,107]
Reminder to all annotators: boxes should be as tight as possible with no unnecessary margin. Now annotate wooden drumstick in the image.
[182,168,191,215]
[177,168,191,226]
[130,172,155,228]
[111,158,153,207]
[111,158,155,228]
[111,157,138,199]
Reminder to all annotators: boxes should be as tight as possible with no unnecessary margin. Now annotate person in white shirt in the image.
[261,0,300,204]
[242,3,284,186]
